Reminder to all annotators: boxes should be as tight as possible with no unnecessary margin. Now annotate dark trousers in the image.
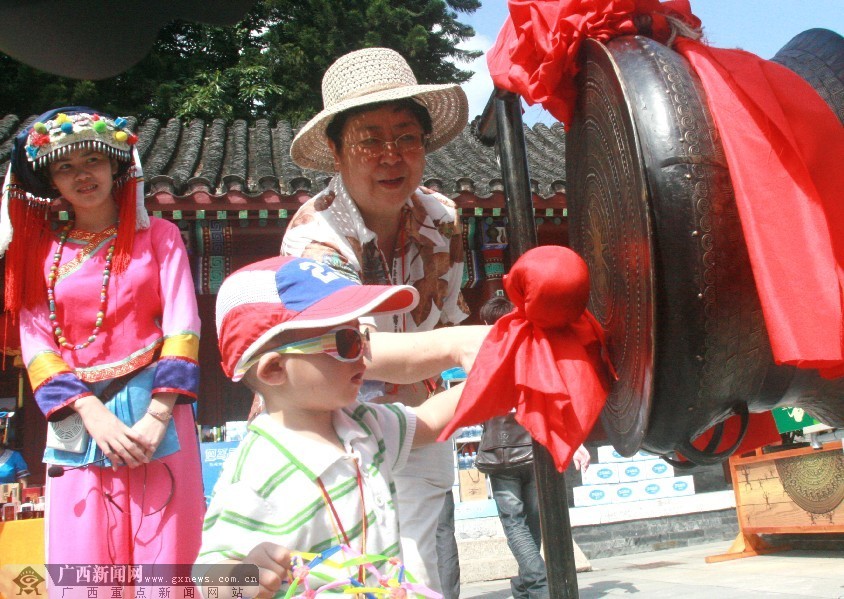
[490,467,549,599]
[436,490,461,598]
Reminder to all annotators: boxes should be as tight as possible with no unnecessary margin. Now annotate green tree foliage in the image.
[0,0,480,123]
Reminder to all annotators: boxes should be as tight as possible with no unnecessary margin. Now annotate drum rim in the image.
[568,37,657,456]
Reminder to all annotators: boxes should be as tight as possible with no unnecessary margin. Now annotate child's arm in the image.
[197,543,291,599]
[411,382,464,446]
[365,325,489,383]
[241,542,291,599]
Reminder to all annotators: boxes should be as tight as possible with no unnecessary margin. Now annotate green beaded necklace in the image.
[47,222,115,351]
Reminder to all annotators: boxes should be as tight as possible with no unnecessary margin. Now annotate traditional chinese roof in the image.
[0,114,568,211]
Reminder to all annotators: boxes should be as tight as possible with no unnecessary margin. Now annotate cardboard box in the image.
[580,463,620,486]
[572,482,638,507]
[573,476,696,506]
[454,498,499,520]
[573,484,611,507]
[458,468,488,502]
[632,475,695,500]
[597,445,660,463]
[224,420,248,442]
[616,459,674,483]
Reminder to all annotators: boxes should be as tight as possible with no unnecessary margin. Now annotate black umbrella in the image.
[0,0,257,80]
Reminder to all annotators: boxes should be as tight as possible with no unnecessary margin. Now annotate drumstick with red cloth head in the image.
[438,245,615,472]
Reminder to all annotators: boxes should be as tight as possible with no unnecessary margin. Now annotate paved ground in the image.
[460,540,844,598]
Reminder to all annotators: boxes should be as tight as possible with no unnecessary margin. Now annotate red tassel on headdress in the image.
[3,187,51,315]
[112,169,137,275]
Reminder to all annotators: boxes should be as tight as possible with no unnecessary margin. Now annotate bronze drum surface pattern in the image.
[607,35,780,456]
[775,451,844,515]
[567,35,813,460]
[568,32,844,461]
[567,37,655,457]
[768,28,844,428]
[772,28,844,125]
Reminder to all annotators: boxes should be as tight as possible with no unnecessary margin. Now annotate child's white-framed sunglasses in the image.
[240,326,370,375]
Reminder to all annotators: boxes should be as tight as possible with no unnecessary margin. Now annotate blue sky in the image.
[458,0,844,125]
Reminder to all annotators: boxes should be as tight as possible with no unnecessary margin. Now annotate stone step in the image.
[456,535,592,584]
[457,537,516,584]
[460,555,518,585]
[458,536,513,560]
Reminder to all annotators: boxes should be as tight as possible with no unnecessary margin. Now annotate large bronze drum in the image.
[772,28,844,125]
[566,31,844,463]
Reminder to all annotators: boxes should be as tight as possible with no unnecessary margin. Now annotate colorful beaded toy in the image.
[283,545,442,599]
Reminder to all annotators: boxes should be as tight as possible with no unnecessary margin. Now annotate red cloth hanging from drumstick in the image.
[438,246,614,471]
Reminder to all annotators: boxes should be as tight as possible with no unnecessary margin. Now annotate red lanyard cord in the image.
[316,461,367,585]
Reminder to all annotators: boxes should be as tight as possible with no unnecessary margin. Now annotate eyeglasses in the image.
[348,133,428,158]
[241,326,370,374]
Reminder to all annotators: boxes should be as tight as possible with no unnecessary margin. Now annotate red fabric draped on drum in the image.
[487,0,844,378]
[438,246,614,472]
[676,40,844,378]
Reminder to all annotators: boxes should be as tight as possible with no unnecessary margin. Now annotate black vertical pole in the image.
[477,90,580,599]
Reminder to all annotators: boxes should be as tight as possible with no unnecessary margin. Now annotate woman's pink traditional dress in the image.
[20,217,204,569]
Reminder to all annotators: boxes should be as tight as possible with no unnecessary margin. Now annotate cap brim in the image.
[233,283,419,380]
[290,83,469,172]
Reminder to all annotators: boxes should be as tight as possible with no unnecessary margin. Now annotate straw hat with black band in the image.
[290,47,469,172]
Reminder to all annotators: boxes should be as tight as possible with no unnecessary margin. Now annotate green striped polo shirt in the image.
[196,402,416,596]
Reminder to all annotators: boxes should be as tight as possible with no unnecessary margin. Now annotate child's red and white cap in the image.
[216,256,419,381]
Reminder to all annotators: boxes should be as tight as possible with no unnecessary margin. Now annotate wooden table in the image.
[707,441,844,562]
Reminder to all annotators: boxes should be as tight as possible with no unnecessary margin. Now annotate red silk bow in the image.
[487,0,699,127]
[438,246,614,471]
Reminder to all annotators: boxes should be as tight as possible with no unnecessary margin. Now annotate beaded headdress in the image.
[0,106,149,316]
[24,111,137,171]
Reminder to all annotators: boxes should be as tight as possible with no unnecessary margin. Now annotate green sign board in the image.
[772,406,820,434]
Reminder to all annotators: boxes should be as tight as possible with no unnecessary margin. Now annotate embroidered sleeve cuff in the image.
[35,373,95,421]
[153,356,199,402]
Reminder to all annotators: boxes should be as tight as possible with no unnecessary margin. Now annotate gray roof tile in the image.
[0,115,568,205]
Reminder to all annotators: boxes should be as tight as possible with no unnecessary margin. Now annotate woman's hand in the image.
[132,414,170,462]
[132,393,178,462]
[573,445,591,472]
[73,395,148,469]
